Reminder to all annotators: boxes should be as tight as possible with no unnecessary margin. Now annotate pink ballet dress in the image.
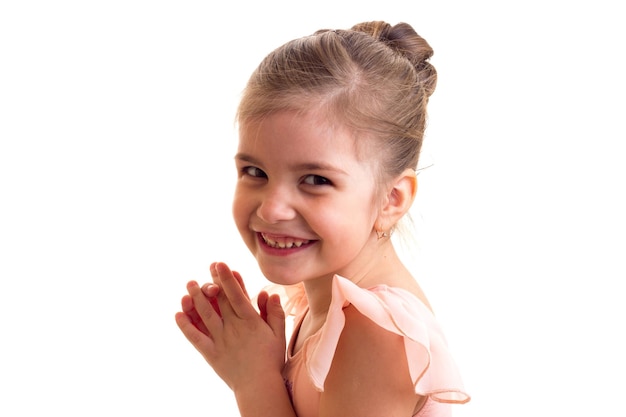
[278,275,470,417]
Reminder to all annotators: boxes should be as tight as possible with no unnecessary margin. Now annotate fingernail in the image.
[202,283,220,296]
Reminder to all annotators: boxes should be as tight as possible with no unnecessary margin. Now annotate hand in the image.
[203,264,251,312]
[177,264,248,336]
[175,262,286,391]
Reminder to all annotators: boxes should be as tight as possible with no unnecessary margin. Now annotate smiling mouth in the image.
[260,233,312,249]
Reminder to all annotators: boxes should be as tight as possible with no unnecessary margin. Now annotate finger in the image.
[232,270,250,299]
[209,262,222,285]
[180,294,210,335]
[213,262,257,319]
[187,280,223,336]
[265,293,286,340]
[201,283,220,298]
[201,283,222,317]
[209,262,249,299]
[209,264,236,318]
[181,293,194,313]
[175,311,216,357]
[257,291,270,322]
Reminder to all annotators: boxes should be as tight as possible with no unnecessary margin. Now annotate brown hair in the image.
[237,21,437,181]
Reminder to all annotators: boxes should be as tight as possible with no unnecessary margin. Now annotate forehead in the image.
[238,110,374,164]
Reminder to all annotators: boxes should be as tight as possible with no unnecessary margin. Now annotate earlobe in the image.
[377,169,418,229]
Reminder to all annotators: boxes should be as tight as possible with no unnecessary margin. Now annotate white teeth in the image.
[262,234,310,249]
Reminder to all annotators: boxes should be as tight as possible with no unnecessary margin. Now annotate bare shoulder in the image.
[339,304,404,354]
[319,304,424,417]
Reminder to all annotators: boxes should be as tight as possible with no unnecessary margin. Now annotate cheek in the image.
[313,202,375,242]
[231,191,251,232]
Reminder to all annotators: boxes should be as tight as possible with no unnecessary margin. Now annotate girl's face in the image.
[233,110,384,285]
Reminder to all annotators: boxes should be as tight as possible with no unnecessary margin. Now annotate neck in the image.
[301,276,333,321]
[301,239,405,320]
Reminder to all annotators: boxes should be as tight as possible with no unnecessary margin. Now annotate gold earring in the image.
[376,229,390,240]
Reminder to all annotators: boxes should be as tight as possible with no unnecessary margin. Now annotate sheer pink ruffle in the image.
[268,275,470,404]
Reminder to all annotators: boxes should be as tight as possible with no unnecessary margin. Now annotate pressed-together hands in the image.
[175,262,286,392]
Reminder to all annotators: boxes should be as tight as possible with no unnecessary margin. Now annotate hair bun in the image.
[351,21,437,96]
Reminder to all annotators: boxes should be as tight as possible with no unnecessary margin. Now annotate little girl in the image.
[176,21,470,416]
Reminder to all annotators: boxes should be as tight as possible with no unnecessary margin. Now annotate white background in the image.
[1,1,624,416]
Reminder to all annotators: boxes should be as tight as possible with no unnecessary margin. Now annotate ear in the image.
[376,169,418,231]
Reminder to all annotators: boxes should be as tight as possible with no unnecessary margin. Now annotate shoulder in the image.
[338,304,405,357]
[303,276,469,412]
[333,304,412,383]
[320,304,423,416]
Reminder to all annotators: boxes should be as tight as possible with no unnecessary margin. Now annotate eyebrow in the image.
[235,152,347,175]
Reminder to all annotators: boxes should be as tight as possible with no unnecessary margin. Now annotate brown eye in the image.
[302,174,332,186]
[243,166,267,178]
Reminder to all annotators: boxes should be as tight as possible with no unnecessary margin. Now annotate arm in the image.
[319,305,425,417]
[175,262,297,417]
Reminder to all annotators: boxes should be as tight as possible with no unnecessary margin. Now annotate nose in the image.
[256,186,297,224]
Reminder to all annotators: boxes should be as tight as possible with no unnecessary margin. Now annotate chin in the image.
[256,262,304,286]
